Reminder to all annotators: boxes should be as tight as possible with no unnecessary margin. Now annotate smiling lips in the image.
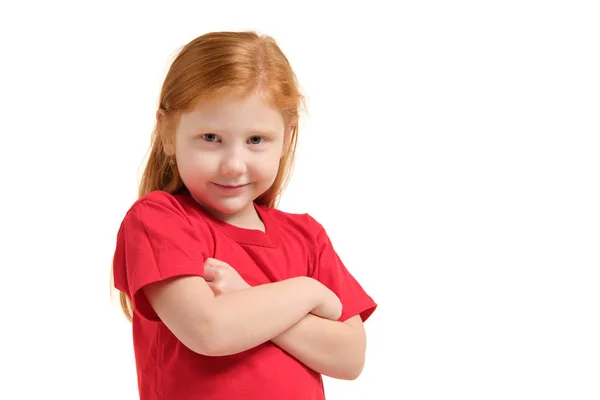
[212,182,249,194]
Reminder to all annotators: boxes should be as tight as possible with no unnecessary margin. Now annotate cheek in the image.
[177,151,214,180]
[178,146,211,167]
[253,153,282,179]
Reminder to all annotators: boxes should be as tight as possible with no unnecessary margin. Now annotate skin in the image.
[204,258,366,380]
[159,90,287,229]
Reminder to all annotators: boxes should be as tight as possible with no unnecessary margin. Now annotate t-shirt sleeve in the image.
[309,217,377,323]
[112,194,212,321]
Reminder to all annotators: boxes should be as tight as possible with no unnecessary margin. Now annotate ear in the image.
[156,108,165,123]
[156,109,175,156]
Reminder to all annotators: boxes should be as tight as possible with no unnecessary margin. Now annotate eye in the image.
[248,136,264,145]
[201,134,220,143]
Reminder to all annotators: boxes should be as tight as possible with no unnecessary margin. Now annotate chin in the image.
[188,187,260,215]
[208,198,254,215]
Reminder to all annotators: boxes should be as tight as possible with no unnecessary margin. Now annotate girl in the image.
[112,31,377,400]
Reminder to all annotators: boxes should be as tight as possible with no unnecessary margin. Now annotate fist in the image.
[203,258,250,296]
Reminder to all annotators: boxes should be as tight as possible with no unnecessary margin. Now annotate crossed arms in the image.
[142,258,367,380]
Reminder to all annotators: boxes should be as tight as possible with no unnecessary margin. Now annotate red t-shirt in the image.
[113,190,377,400]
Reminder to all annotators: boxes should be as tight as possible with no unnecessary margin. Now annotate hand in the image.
[310,281,343,321]
[203,258,251,296]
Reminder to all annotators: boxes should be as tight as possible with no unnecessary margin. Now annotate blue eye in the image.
[202,134,220,142]
[248,136,264,144]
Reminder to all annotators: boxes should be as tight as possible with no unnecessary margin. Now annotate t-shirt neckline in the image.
[178,192,280,248]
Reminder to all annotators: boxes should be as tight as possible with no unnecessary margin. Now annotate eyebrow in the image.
[247,129,280,136]
[194,128,280,137]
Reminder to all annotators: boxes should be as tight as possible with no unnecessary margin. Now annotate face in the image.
[165,90,286,225]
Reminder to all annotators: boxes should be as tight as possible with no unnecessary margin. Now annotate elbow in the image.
[192,327,235,357]
[195,344,228,358]
[188,312,237,357]
[339,340,367,380]
[329,355,365,381]
[337,362,364,381]
[342,343,366,380]
[186,314,228,357]
[347,368,364,381]
[187,330,218,357]
[191,337,224,357]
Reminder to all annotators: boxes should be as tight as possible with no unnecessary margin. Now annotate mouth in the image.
[213,183,248,189]
[212,182,250,193]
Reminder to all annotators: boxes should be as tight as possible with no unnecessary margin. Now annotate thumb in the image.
[203,260,217,282]
[204,257,218,267]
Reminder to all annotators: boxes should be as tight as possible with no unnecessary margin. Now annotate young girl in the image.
[112,31,377,400]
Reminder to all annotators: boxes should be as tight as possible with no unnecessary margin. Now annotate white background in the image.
[1,1,599,399]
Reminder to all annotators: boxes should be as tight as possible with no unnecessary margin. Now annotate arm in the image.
[271,314,367,380]
[143,275,333,357]
[268,216,376,380]
[199,258,370,379]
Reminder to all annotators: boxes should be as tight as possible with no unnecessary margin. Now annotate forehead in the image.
[178,91,285,135]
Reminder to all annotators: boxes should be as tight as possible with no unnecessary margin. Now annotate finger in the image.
[204,257,218,267]
[204,264,225,281]
[203,262,217,281]
[208,258,232,269]
[204,257,224,273]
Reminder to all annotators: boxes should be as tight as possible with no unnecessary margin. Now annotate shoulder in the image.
[118,190,207,233]
[128,190,185,213]
[260,206,325,237]
[124,190,195,220]
[116,190,215,244]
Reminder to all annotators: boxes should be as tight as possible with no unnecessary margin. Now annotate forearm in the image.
[208,277,321,356]
[271,314,366,380]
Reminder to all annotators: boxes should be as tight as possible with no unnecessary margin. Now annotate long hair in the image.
[115,31,305,321]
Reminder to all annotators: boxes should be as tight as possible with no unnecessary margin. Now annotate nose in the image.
[220,151,246,177]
